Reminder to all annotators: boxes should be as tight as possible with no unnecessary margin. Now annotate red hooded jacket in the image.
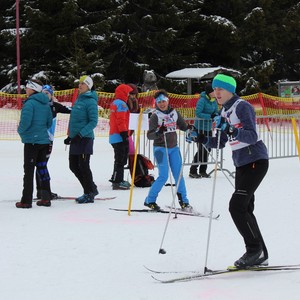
[109,84,133,144]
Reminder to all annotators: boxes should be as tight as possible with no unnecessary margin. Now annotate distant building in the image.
[166,67,240,94]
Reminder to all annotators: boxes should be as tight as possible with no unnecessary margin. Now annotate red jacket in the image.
[109,84,133,144]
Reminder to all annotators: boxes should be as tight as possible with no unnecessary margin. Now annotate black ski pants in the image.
[36,142,53,194]
[190,130,212,174]
[229,159,269,256]
[69,154,94,194]
[21,143,51,204]
[111,141,129,183]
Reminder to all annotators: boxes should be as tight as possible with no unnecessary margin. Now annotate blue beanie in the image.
[42,84,53,95]
[212,74,236,93]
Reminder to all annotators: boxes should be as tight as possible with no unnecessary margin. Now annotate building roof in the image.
[166,67,240,80]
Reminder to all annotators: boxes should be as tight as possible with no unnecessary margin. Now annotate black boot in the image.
[189,166,200,178]
[234,249,268,268]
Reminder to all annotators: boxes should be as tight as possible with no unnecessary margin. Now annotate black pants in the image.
[69,154,94,194]
[229,159,269,256]
[190,130,211,174]
[21,143,51,204]
[36,142,53,195]
[111,141,129,183]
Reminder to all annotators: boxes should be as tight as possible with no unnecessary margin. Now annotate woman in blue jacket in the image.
[16,79,53,208]
[64,75,98,204]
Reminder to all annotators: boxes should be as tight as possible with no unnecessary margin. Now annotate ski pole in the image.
[203,144,235,188]
[163,132,176,213]
[157,132,174,255]
[127,109,144,215]
[168,138,191,212]
[158,132,190,255]
[203,129,221,273]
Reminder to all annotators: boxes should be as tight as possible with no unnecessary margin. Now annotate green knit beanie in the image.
[212,74,236,93]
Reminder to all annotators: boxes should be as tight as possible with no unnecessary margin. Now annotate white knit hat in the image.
[26,80,43,92]
[79,75,93,90]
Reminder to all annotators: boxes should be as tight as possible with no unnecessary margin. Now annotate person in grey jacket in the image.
[64,75,98,204]
[16,79,53,208]
[144,90,193,211]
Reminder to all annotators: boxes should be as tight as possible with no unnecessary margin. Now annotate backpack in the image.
[128,154,155,187]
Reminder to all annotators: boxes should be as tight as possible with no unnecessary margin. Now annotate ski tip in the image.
[151,275,163,282]
[227,266,238,271]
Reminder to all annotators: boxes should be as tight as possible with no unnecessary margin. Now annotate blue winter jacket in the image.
[194,91,219,132]
[18,92,53,144]
[69,90,98,138]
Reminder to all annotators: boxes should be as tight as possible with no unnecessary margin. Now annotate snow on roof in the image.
[166,67,240,80]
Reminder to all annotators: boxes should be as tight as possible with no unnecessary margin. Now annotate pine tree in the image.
[0,0,299,94]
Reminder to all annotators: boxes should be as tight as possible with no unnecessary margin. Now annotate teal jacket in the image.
[69,90,98,138]
[194,91,218,132]
[18,92,53,144]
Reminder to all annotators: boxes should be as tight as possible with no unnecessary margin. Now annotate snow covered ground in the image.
[0,137,299,300]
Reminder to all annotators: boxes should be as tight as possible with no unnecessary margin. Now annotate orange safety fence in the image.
[0,90,299,140]
[243,93,300,116]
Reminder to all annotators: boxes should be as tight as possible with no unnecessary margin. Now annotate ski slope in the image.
[0,138,299,300]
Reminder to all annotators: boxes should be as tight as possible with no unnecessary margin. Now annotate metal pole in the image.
[158,134,191,254]
[16,0,21,99]
[203,129,221,273]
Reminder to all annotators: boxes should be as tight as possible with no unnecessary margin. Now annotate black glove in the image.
[64,136,71,145]
[157,122,167,135]
[213,116,238,136]
[221,123,238,136]
[185,130,198,143]
[71,134,82,143]
[213,116,227,129]
[211,113,219,119]
[120,131,128,143]
[197,133,207,144]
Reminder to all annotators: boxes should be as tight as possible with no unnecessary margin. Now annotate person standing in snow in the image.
[144,89,193,211]
[64,75,98,204]
[109,84,133,190]
[197,73,269,268]
[189,83,218,178]
[35,84,71,200]
[16,79,53,208]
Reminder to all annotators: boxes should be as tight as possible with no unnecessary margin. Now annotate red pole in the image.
[16,0,21,107]
[258,92,271,135]
[72,88,79,105]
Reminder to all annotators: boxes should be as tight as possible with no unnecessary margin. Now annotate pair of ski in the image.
[110,206,220,219]
[145,264,300,283]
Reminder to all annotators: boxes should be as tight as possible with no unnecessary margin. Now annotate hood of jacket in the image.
[26,92,49,105]
[78,90,98,102]
[114,84,133,103]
